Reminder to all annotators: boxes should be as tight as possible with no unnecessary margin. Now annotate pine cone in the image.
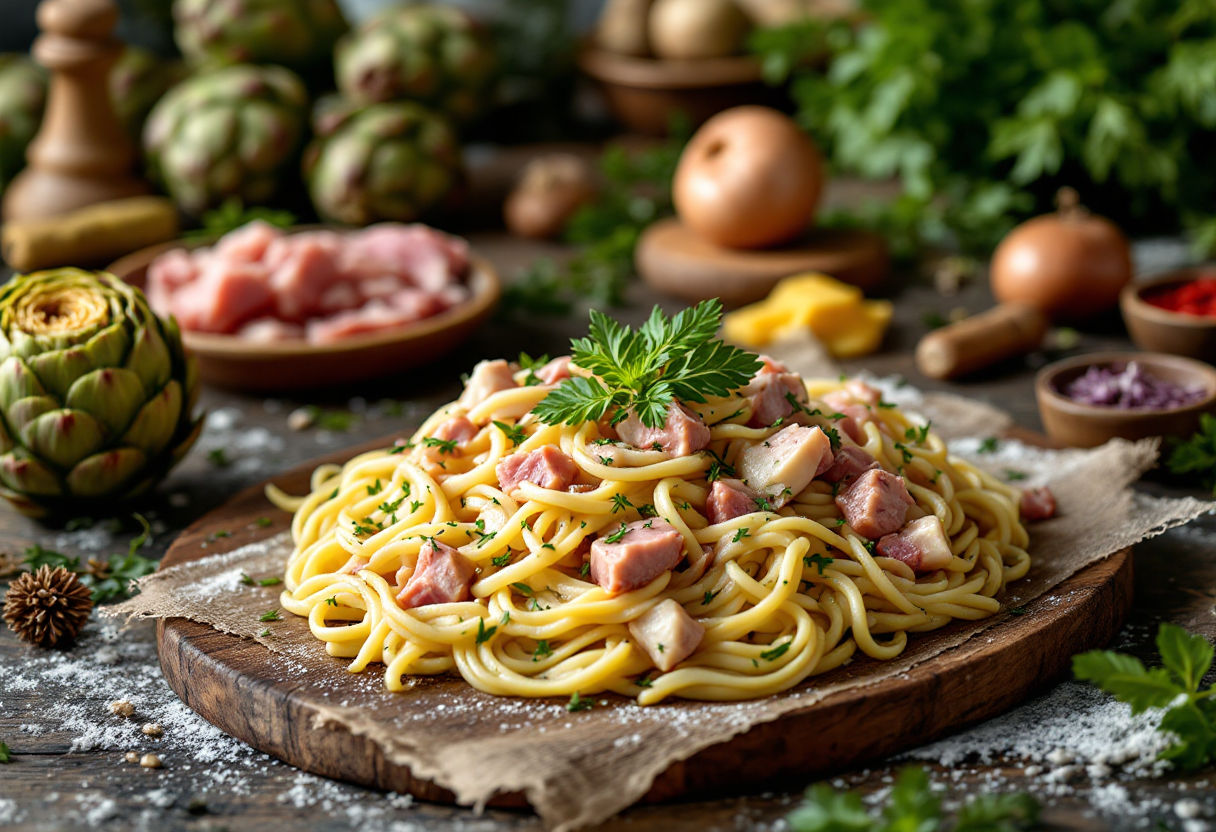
[3,565,93,647]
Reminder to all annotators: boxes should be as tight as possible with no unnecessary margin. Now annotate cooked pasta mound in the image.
[276,309,1033,705]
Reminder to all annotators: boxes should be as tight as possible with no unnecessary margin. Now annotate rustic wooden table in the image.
[1,231,1214,832]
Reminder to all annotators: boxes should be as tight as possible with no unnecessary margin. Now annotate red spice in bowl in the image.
[1142,274,1216,318]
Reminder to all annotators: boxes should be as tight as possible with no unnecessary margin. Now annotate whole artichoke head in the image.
[305,99,462,226]
[143,64,309,217]
[0,54,48,193]
[174,0,349,72]
[335,3,497,123]
[0,269,203,517]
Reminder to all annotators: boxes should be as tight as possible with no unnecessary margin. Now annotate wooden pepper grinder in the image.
[2,0,149,223]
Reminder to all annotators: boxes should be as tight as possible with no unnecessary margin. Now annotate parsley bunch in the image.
[1074,623,1216,770]
[1167,414,1216,494]
[788,767,1039,832]
[533,300,762,429]
[20,514,157,603]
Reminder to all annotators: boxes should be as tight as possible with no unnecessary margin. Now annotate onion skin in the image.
[990,196,1132,321]
[673,106,823,250]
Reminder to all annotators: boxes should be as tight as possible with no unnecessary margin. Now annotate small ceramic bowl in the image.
[107,228,500,394]
[1121,267,1216,361]
[577,48,785,135]
[1035,351,1216,448]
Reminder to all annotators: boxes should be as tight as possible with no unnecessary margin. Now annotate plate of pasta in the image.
[271,300,1054,704]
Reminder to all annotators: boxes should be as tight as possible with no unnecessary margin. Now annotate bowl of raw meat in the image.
[107,222,500,392]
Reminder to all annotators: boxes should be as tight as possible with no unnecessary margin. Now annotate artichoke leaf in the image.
[21,408,105,469]
[122,380,182,456]
[0,356,47,410]
[0,412,13,454]
[124,322,172,392]
[184,353,200,413]
[66,447,148,498]
[6,396,59,435]
[66,367,147,437]
[83,320,131,370]
[29,346,97,399]
[0,449,62,496]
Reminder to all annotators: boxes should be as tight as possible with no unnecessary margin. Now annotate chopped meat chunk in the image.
[844,379,883,406]
[496,446,578,495]
[213,219,282,263]
[458,359,518,411]
[616,403,711,456]
[268,237,340,321]
[706,478,760,524]
[820,446,880,485]
[535,355,573,385]
[591,518,686,595]
[745,371,809,427]
[238,318,305,342]
[835,469,915,539]
[738,424,833,502]
[756,354,788,375]
[628,599,705,672]
[338,555,368,575]
[169,263,274,334]
[423,416,478,461]
[876,516,954,572]
[1020,486,1056,521]
[396,540,477,609]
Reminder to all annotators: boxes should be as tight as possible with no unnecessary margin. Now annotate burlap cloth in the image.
[107,337,1213,830]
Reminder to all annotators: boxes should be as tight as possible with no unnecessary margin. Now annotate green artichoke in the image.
[173,0,348,72]
[0,269,203,517]
[143,64,309,216]
[335,3,497,123]
[110,47,187,142]
[0,55,48,194]
[304,98,462,226]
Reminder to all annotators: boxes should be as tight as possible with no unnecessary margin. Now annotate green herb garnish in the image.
[493,420,528,447]
[567,692,594,712]
[259,609,282,623]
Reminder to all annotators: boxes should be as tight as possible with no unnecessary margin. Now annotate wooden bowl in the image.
[106,230,501,394]
[1120,268,1216,361]
[578,48,784,135]
[1035,351,1216,448]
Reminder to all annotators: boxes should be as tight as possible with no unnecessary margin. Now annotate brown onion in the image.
[990,188,1132,321]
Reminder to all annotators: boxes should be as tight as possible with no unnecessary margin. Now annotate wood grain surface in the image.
[156,433,1134,809]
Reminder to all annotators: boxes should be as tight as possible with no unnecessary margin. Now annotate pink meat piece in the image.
[213,220,284,263]
[536,355,573,385]
[821,446,879,485]
[823,396,875,444]
[318,282,362,313]
[745,372,809,428]
[436,284,470,307]
[338,555,368,575]
[346,224,470,293]
[268,237,342,321]
[170,262,273,334]
[590,518,686,595]
[616,403,711,456]
[756,354,789,375]
[146,247,199,316]
[737,424,833,502]
[876,516,954,573]
[835,469,915,539]
[706,478,760,524]
[358,275,407,301]
[304,291,447,344]
[1020,486,1057,521]
[423,416,479,461]
[395,540,477,609]
[238,318,305,341]
[627,598,705,672]
[389,288,447,317]
[844,379,883,407]
[496,446,578,495]
[458,359,518,410]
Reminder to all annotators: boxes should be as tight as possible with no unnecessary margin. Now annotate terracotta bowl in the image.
[1035,351,1216,448]
[1121,267,1216,361]
[106,229,500,394]
[578,48,784,135]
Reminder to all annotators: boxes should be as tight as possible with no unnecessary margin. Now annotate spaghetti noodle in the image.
[276,317,1031,706]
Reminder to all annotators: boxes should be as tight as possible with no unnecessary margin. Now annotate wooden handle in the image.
[915,303,1048,380]
[2,196,178,272]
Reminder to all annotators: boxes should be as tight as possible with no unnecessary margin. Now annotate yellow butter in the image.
[722,272,891,358]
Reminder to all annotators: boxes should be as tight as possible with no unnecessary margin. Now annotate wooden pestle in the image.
[2,0,149,222]
[915,303,1048,380]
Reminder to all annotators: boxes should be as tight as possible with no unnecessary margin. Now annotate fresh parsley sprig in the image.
[22,514,157,603]
[1074,623,1216,770]
[533,301,762,429]
[1167,414,1216,494]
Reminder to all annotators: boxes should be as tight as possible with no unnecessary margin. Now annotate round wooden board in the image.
[157,435,1133,810]
[635,217,890,306]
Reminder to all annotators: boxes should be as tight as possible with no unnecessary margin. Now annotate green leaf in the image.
[954,792,1041,832]
[787,784,873,832]
[1158,701,1216,770]
[882,767,940,832]
[1157,623,1215,693]
[1072,650,1183,713]
[0,741,10,763]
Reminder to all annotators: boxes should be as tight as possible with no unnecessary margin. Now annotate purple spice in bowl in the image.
[1063,361,1207,410]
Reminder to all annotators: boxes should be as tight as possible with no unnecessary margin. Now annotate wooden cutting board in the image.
[156,434,1133,808]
